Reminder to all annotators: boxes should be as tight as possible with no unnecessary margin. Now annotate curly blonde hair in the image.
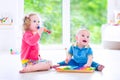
[23,13,37,31]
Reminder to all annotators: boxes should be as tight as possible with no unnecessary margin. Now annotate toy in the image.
[0,17,13,25]
[55,66,95,73]
[0,17,8,23]
[37,26,51,34]
[10,49,19,55]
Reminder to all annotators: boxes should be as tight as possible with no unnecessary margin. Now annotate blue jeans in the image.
[58,59,99,70]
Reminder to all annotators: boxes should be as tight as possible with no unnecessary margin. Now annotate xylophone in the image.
[55,66,95,73]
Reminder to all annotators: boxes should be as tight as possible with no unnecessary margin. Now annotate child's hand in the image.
[38,27,44,35]
[65,53,72,64]
[83,63,90,67]
[65,58,71,64]
[65,58,69,64]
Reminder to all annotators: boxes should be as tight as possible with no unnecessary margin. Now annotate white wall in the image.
[107,0,120,22]
[0,0,23,52]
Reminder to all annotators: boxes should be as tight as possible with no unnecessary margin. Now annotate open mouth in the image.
[83,40,87,43]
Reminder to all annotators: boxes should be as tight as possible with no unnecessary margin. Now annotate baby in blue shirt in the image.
[53,29,104,71]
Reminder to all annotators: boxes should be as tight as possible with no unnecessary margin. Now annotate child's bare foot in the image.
[19,69,25,73]
[97,65,104,71]
[19,69,30,73]
[52,64,60,69]
[19,69,28,73]
[19,62,51,73]
[19,65,34,73]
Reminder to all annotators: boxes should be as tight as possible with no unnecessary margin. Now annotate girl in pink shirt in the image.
[20,13,51,73]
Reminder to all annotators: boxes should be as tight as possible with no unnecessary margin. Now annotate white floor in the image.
[0,46,120,80]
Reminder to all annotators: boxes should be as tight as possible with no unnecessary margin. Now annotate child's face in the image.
[76,30,90,46]
[29,15,40,32]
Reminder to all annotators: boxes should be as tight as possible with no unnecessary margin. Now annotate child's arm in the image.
[65,45,74,64]
[23,28,44,46]
[65,53,72,64]
[84,55,93,67]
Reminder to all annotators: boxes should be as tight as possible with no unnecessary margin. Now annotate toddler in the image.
[53,29,104,71]
[20,13,51,73]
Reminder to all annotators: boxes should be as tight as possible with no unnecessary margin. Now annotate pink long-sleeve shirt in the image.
[21,31,40,60]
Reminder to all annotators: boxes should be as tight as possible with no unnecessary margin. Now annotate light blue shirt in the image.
[68,45,93,64]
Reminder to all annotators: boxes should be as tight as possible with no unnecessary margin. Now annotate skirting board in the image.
[102,41,120,50]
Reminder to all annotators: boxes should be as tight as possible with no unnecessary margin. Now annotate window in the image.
[24,0,107,46]
[24,0,62,44]
[70,0,107,44]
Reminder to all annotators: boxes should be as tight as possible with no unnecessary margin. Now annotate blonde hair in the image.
[23,13,38,31]
[76,28,90,37]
